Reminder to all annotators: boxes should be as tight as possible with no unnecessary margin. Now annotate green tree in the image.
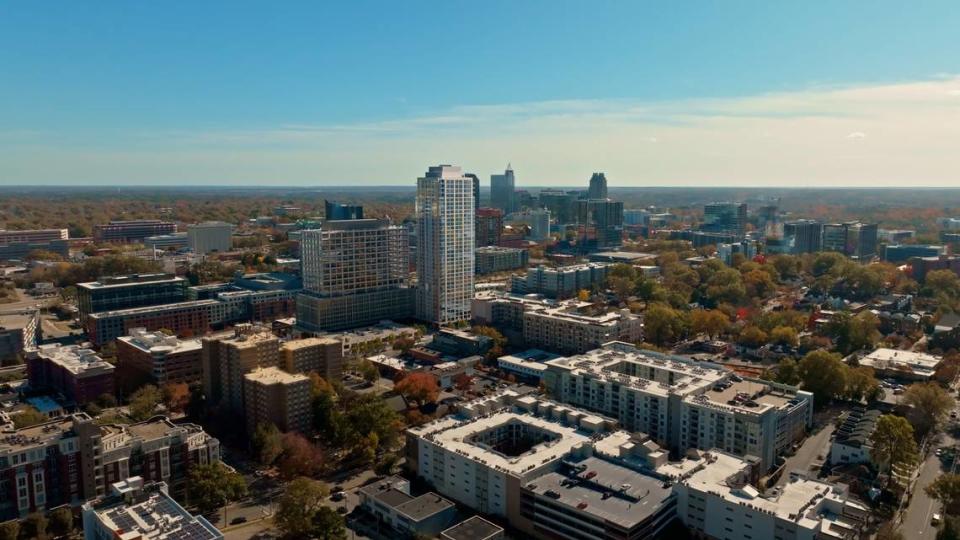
[643,303,687,346]
[797,350,848,408]
[275,477,329,537]
[940,516,960,540]
[0,521,18,540]
[926,270,960,301]
[49,506,74,537]
[128,384,162,421]
[743,268,777,299]
[773,358,801,386]
[357,359,379,384]
[927,474,960,516]
[188,462,248,515]
[251,422,284,466]
[690,309,730,339]
[823,312,880,355]
[845,366,882,402]
[22,512,48,540]
[312,506,347,540]
[737,326,769,349]
[13,406,47,429]
[704,268,746,306]
[903,382,955,437]
[870,414,918,477]
[769,326,799,348]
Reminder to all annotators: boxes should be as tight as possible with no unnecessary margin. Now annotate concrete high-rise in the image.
[416,165,475,326]
[201,325,280,412]
[490,165,516,215]
[588,172,608,200]
[297,219,412,332]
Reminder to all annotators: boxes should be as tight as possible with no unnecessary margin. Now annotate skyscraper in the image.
[416,165,475,326]
[297,219,412,331]
[588,172,608,200]
[702,202,748,239]
[490,165,516,214]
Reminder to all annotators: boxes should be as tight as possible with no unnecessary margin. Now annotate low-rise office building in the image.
[523,304,642,355]
[116,328,203,386]
[82,477,223,540]
[93,220,176,244]
[359,476,459,537]
[543,342,813,471]
[858,348,941,381]
[26,344,115,405]
[77,273,188,322]
[883,244,945,263]
[243,367,312,434]
[144,232,189,251]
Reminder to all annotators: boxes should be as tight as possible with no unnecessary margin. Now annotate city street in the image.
[901,405,960,537]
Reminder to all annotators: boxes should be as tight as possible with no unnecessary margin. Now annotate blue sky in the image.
[2,1,960,186]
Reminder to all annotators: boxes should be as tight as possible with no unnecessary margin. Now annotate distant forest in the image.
[1,185,958,237]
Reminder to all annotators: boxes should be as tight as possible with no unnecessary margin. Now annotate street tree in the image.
[903,382,955,437]
[188,462,248,515]
[797,350,848,408]
[870,414,918,477]
[926,474,960,515]
[278,433,325,480]
[275,477,329,538]
[251,422,283,466]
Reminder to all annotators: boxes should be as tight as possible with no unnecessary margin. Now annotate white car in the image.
[933,513,942,525]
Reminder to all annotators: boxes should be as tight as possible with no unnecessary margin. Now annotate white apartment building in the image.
[405,391,616,518]
[416,165,475,325]
[187,221,233,254]
[523,305,642,355]
[542,342,812,471]
[675,452,869,540]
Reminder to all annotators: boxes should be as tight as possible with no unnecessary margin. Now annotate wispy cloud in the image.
[3,77,960,186]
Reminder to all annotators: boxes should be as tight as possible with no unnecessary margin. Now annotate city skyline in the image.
[3,2,960,187]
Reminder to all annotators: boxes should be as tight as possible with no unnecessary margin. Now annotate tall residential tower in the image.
[416,165,475,326]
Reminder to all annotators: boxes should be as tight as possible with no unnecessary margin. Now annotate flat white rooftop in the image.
[859,348,941,376]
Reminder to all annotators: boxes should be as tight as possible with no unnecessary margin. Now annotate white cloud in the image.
[3,77,960,186]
